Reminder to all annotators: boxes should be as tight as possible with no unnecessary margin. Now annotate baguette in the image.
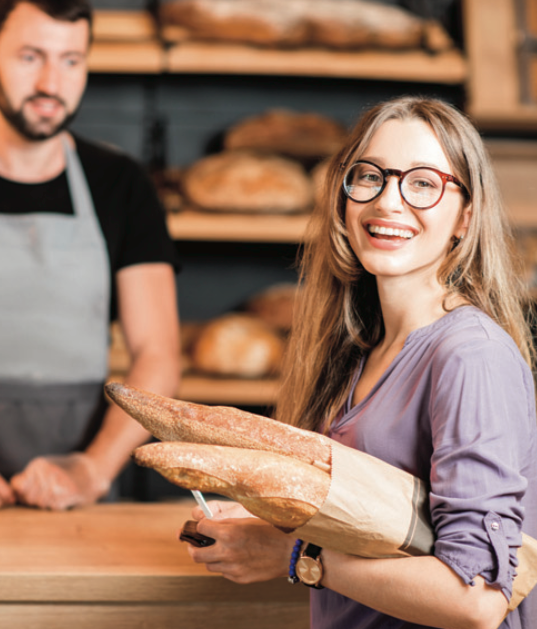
[105,382,331,472]
[110,383,537,610]
[133,441,329,529]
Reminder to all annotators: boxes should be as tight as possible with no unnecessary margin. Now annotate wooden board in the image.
[92,10,157,41]
[167,208,311,243]
[464,0,537,128]
[0,502,309,629]
[166,42,467,83]
[487,140,537,227]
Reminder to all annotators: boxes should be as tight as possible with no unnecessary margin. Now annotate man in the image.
[0,0,181,509]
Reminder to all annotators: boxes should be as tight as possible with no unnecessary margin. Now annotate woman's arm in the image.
[190,509,507,629]
[322,550,507,629]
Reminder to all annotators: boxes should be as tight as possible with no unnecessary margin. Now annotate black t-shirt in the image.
[0,135,178,320]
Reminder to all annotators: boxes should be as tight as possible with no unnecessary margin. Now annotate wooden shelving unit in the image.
[167,208,311,243]
[166,43,466,83]
[487,140,537,228]
[93,6,536,406]
[88,10,163,73]
[108,323,280,407]
[464,0,537,130]
[88,10,467,84]
[108,371,280,406]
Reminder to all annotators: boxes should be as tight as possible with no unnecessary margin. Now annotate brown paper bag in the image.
[294,440,537,613]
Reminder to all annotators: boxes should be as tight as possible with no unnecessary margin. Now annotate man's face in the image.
[0,2,90,140]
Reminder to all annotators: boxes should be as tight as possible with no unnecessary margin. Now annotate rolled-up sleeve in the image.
[429,337,533,600]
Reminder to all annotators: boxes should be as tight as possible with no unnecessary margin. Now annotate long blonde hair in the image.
[276,96,534,433]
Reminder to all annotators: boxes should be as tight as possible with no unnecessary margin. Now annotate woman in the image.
[188,96,537,629]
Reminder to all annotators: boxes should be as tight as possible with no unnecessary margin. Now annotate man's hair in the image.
[0,0,93,32]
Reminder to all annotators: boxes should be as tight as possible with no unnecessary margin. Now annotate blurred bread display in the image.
[190,313,285,378]
[182,150,314,213]
[243,282,299,332]
[224,109,346,160]
[159,0,454,52]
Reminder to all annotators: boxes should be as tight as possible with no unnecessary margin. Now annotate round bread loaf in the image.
[191,313,285,378]
[244,283,299,332]
[183,150,314,214]
[224,109,346,160]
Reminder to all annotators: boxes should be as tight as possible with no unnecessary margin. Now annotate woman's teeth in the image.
[367,224,414,239]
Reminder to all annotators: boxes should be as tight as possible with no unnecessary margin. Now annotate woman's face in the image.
[344,118,470,287]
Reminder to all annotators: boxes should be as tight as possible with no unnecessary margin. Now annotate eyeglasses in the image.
[342,160,466,210]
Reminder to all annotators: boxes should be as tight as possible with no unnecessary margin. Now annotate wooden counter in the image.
[0,501,309,629]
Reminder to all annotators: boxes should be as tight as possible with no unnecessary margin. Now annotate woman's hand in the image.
[186,500,295,584]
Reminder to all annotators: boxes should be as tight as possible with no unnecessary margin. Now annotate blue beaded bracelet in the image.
[288,538,303,584]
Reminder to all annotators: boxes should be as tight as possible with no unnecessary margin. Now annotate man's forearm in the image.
[85,347,181,484]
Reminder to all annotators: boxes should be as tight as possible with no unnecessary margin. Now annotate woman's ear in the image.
[455,203,472,240]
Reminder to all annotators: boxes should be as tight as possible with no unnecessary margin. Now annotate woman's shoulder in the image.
[417,306,528,373]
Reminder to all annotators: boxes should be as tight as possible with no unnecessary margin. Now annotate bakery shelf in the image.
[487,140,537,228]
[107,372,280,407]
[88,10,164,74]
[166,208,311,243]
[88,10,467,84]
[108,323,280,406]
[166,43,467,84]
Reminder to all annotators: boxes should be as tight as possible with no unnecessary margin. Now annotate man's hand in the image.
[0,474,15,507]
[10,453,110,510]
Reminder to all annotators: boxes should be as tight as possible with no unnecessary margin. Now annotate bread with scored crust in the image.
[133,441,329,528]
[105,382,332,472]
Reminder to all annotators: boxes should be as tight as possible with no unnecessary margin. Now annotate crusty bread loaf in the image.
[133,441,329,528]
[183,151,314,214]
[224,109,346,160]
[104,382,332,471]
[159,0,454,52]
[191,313,285,377]
[160,0,307,47]
[305,0,423,50]
[243,283,299,332]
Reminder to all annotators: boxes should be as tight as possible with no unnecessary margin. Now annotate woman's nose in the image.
[374,175,404,213]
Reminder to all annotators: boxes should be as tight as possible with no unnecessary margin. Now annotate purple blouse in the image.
[310,306,537,629]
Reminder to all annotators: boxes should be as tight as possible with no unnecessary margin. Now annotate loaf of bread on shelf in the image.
[160,0,307,47]
[183,150,314,214]
[159,0,454,52]
[243,282,300,332]
[190,313,285,378]
[224,109,346,160]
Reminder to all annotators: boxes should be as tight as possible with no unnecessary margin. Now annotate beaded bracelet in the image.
[288,538,303,584]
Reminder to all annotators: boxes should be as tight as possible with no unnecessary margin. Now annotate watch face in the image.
[296,556,322,586]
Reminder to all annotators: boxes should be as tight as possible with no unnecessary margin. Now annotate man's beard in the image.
[0,84,79,141]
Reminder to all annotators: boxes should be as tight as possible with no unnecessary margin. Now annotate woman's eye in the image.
[409,176,439,190]
[360,172,382,184]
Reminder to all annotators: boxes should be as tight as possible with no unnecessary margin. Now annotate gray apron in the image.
[0,135,110,478]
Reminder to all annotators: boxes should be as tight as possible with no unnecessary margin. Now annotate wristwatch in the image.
[295,543,324,589]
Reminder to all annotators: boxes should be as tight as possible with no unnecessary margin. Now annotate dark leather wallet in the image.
[179,520,216,547]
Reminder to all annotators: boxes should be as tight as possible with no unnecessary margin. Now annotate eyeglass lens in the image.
[344,162,445,209]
